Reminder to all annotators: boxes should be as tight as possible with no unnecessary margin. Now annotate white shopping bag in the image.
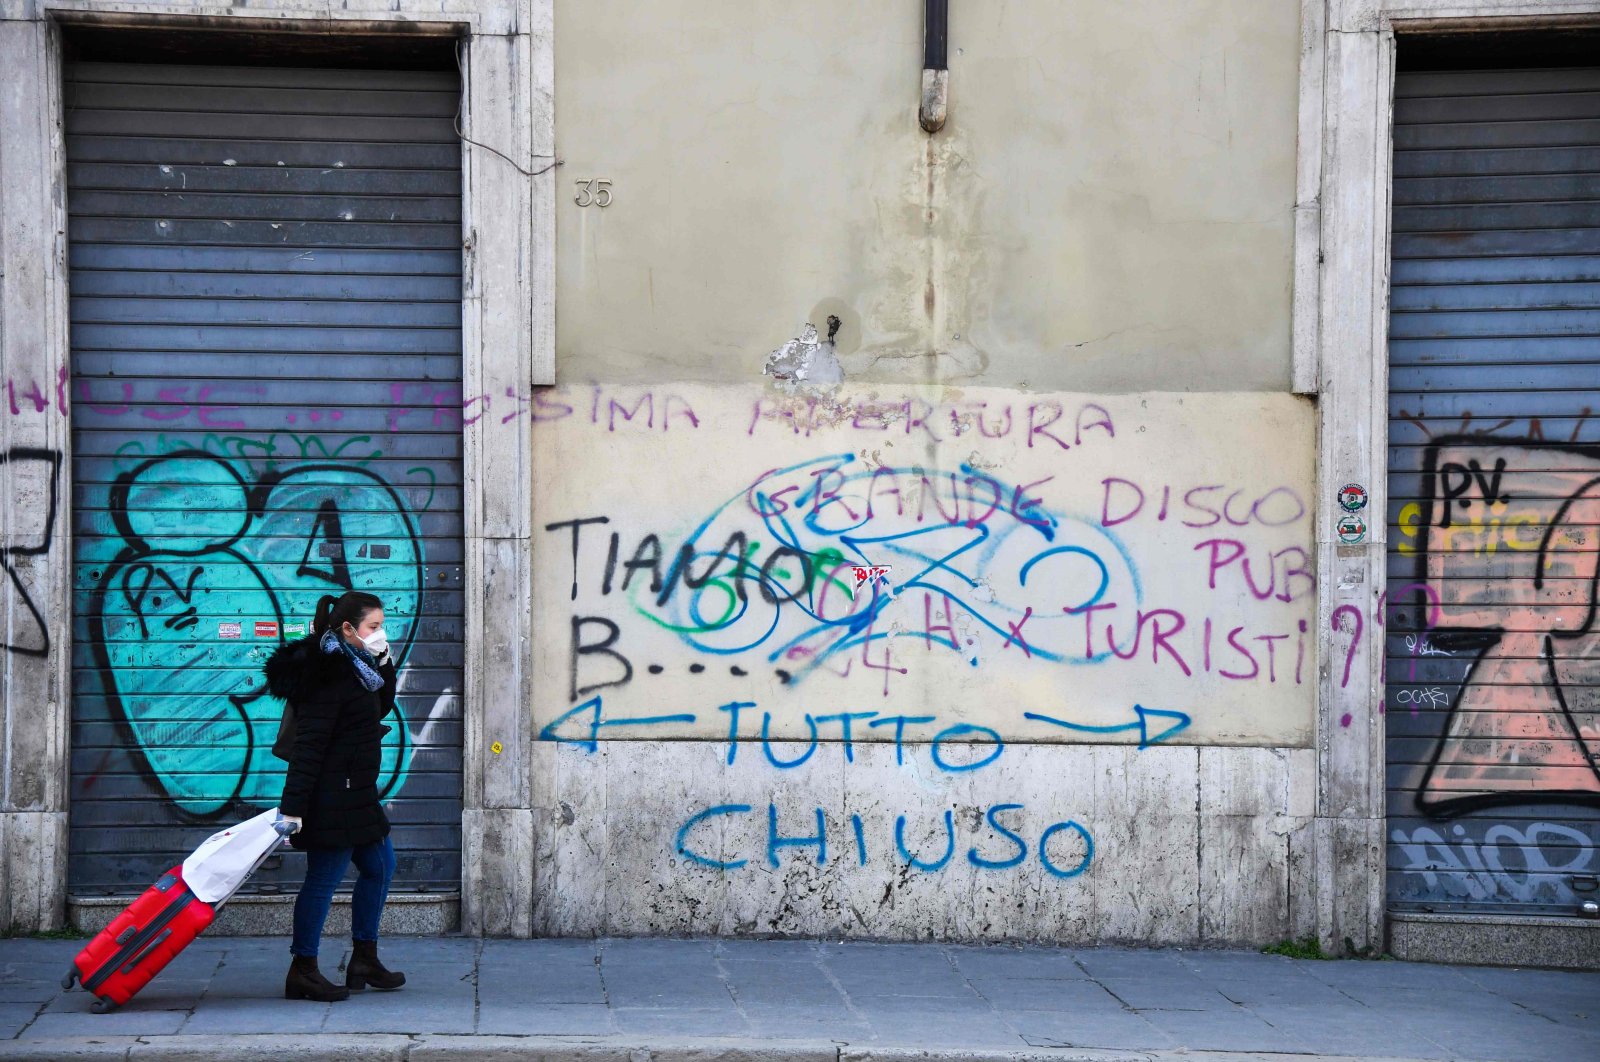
[181,807,287,904]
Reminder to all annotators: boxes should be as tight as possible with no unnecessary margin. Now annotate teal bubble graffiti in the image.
[83,450,424,816]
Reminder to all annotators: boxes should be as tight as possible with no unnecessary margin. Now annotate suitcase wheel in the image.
[60,966,78,991]
[91,997,118,1014]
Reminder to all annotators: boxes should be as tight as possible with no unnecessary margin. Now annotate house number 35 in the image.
[574,179,612,207]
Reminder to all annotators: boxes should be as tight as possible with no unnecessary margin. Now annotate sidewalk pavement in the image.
[1,936,1595,1062]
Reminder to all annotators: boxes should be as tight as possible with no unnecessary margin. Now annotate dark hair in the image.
[312,591,383,636]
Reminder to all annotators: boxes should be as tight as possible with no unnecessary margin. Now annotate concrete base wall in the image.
[1388,913,1600,971]
[68,892,459,937]
[531,742,1318,946]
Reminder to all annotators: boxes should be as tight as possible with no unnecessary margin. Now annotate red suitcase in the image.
[61,866,217,1012]
[61,817,292,1012]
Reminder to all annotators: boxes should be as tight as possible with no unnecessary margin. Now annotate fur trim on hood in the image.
[263,634,347,701]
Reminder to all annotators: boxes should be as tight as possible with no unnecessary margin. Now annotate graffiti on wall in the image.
[1390,437,1600,817]
[1386,434,1600,908]
[81,450,426,817]
[0,447,62,658]
[532,385,1318,879]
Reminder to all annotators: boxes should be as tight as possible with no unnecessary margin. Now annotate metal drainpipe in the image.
[920,0,949,133]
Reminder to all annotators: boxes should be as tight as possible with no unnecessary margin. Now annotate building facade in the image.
[1,0,1595,968]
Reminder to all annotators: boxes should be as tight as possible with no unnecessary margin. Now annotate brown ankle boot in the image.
[285,955,350,1002]
[345,940,406,991]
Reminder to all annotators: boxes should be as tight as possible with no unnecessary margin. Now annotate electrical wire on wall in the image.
[454,39,562,176]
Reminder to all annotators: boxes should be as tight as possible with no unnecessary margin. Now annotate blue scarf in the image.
[320,629,385,692]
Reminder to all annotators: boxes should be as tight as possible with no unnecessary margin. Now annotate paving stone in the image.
[744,1017,875,1042]
[1450,964,1599,993]
[713,939,821,962]
[318,985,475,1034]
[602,975,733,1009]
[0,941,87,963]
[599,939,717,961]
[1177,946,1299,972]
[1299,959,1479,990]
[826,967,976,1000]
[716,954,827,975]
[1506,990,1600,1029]
[736,1003,865,1032]
[858,1006,1021,1050]
[353,936,478,956]
[823,945,958,968]
[473,1002,615,1036]
[727,976,843,1007]
[0,961,85,986]
[946,946,1092,981]
[477,963,604,1002]
[967,976,1124,1012]
[1001,1007,1179,1051]
[1134,1005,1314,1053]
[1070,948,1194,980]
[610,1006,751,1036]
[1428,1025,1600,1062]
[479,938,596,959]
[179,1001,329,1035]
[0,1002,43,1030]
[1243,1002,1453,1059]
[1091,975,1233,1011]
[1208,976,1352,1008]
[0,982,59,1003]
[22,1010,188,1037]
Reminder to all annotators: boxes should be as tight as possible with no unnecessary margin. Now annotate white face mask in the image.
[360,627,389,656]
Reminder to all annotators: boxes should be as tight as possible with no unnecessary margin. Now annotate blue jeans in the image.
[290,837,395,958]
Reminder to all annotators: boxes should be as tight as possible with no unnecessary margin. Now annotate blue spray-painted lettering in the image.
[539,695,697,753]
[867,714,937,765]
[967,803,1029,870]
[768,804,827,866]
[1039,820,1094,878]
[813,711,878,762]
[851,813,868,866]
[676,804,751,869]
[761,711,818,768]
[930,723,1005,772]
[718,700,756,764]
[1024,704,1190,749]
[895,810,956,871]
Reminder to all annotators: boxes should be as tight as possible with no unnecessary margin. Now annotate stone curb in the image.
[0,1038,1448,1062]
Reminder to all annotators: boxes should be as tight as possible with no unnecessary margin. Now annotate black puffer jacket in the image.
[264,635,396,850]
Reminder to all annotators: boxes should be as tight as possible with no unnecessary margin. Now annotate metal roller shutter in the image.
[65,61,464,896]
[1387,65,1600,917]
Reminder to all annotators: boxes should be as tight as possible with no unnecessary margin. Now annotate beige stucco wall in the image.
[554,0,1301,391]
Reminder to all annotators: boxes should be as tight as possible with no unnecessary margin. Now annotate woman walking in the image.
[264,590,407,1002]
